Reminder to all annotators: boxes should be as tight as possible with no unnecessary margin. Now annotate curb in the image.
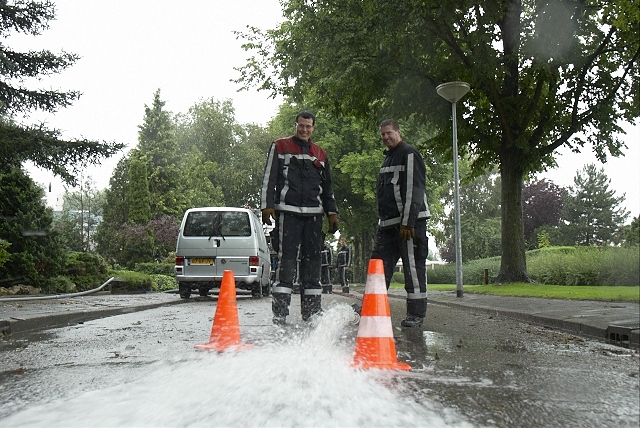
[337,287,639,349]
[2,299,184,336]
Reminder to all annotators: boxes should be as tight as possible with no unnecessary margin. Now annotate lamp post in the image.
[436,81,470,298]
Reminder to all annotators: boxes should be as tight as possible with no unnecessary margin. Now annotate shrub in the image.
[50,275,77,293]
[427,264,455,284]
[428,246,639,286]
[150,274,177,291]
[134,262,174,276]
[392,271,404,284]
[65,252,109,291]
[0,239,9,269]
[108,269,152,294]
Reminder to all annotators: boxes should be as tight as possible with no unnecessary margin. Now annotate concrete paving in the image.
[1,286,638,349]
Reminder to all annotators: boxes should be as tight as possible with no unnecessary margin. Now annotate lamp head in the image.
[436,81,470,103]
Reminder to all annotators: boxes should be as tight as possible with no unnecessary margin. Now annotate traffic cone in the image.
[195,270,253,351]
[352,259,411,370]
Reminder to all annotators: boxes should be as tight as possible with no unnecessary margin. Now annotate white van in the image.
[174,207,271,299]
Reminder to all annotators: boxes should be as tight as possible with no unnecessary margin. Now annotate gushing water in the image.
[1,304,470,427]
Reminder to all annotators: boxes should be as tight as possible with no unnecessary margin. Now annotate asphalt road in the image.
[1,292,638,427]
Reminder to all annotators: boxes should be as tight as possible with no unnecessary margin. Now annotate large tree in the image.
[236,0,639,282]
[135,90,187,217]
[0,0,123,185]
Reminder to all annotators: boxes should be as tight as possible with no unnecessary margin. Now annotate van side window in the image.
[183,211,251,237]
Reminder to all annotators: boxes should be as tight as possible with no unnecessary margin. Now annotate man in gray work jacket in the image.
[371,118,430,328]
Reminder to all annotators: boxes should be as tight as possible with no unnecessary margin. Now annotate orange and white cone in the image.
[352,259,411,370]
[195,270,253,352]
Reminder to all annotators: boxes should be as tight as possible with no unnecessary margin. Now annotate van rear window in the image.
[183,211,251,237]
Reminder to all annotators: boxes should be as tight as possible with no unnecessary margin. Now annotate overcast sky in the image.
[10,0,639,219]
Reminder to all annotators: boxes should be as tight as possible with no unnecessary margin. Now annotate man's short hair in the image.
[379,118,400,131]
[296,110,316,125]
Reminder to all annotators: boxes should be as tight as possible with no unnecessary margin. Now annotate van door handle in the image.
[214,239,220,247]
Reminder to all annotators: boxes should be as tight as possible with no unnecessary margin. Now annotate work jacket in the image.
[337,245,351,268]
[261,136,338,216]
[376,141,430,228]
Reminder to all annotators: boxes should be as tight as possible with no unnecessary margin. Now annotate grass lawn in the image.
[388,282,640,302]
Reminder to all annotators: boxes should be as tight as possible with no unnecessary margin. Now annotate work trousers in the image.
[370,220,428,317]
[272,213,323,318]
[339,266,349,292]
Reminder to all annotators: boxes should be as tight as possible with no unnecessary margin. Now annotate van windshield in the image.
[183,211,251,237]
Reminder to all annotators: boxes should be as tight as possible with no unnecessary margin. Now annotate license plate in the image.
[189,258,214,265]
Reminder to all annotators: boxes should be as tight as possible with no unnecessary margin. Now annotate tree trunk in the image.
[496,152,532,283]
[352,230,374,284]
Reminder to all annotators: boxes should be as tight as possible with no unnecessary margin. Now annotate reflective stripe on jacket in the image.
[376,141,430,228]
[261,136,338,216]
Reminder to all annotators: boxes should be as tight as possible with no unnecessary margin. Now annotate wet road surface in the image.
[1,293,638,427]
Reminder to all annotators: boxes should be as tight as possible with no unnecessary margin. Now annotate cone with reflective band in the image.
[352,258,411,370]
[196,270,252,351]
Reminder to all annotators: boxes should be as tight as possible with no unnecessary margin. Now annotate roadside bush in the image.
[50,275,77,293]
[134,262,174,276]
[108,269,152,294]
[392,271,404,284]
[426,264,455,284]
[0,239,9,270]
[528,246,639,286]
[65,252,109,291]
[150,274,177,291]
[428,246,640,286]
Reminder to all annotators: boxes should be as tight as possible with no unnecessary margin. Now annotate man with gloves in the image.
[260,111,339,324]
[371,119,430,328]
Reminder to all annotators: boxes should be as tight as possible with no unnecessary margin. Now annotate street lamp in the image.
[436,81,470,298]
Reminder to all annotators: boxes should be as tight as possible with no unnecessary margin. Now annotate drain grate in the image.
[606,324,640,349]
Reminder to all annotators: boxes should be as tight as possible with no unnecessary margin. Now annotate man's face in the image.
[380,125,402,149]
[295,117,314,141]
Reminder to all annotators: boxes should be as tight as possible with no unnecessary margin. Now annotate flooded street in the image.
[1,293,638,427]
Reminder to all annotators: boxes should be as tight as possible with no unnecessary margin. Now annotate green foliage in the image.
[134,262,174,276]
[0,239,9,269]
[236,0,640,283]
[0,2,124,185]
[428,246,639,286]
[128,158,152,224]
[456,284,639,302]
[50,275,77,293]
[392,271,404,284]
[107,269,152,294]
[150,274,177,292]
[65,251,109,291]
[557,164,630,246]
[537,230,551,249]
[623,216,639,246]
[95,157,131,259]
[0,168,67,289]
[136,89,188,217]
[441,172,502,262]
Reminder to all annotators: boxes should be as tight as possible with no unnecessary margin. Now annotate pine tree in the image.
[560,164,630,246]
[0,1,123,184]
[135,89,186,217]
[127,159,151,225]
